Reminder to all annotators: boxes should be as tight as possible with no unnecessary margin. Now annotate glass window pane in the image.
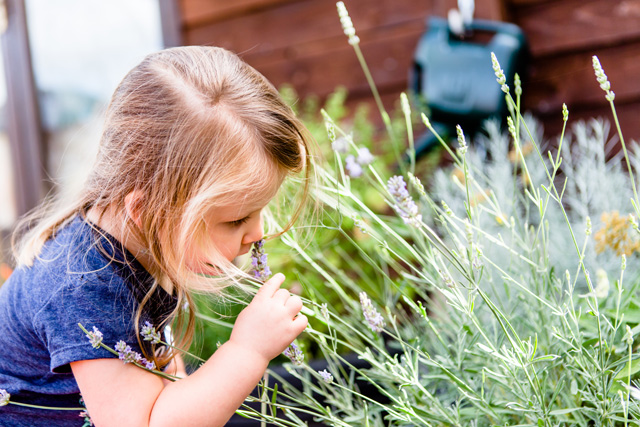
[25,0,163,202]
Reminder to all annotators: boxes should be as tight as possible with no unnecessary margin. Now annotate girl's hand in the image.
[73,275,306,427]
[229,273,307,364]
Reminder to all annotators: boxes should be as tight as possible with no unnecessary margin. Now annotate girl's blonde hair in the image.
[13,46,314,365]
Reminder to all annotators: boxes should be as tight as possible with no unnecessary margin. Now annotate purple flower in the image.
[141,321,162,344]
[359,292,385,333]
[345,155,363,178]
[283,343,304,366]
[85,326,103,349]
[356,147,374,166]
[387,176,422,227]
[0,389,9,406]
[331,136,349,153]
[250,239,271,281]
[115,341,140,364]
[114,340,156,370]
[318,369,333,383]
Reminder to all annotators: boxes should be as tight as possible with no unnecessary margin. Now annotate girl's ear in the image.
[124,190,145,229]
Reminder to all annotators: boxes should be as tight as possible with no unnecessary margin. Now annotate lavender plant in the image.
[211,4,640,426]
[57,5,640,426]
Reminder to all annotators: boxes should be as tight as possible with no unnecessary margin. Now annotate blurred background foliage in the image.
[189,85,442,364]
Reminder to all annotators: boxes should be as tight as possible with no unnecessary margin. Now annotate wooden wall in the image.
[178,0,640,142]
[506,0,640,142]
[179,0,503,110]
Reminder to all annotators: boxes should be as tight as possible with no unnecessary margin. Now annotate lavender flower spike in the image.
[345,155,363,178]
[0,389,9,406]
[318,369,334,384]
[336,1,360,46]
[141,321,162,344]
[387,176,422,227]
[331,136,349,154]
[283,343,304,366]
[114,340,157,370]
[359,292,385,333]
[85,326,103,349]
[250,239,271,281]
[356,147,374,166]
[592,56,615,102]
[115,340,141,364]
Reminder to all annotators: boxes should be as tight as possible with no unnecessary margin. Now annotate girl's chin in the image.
[189,256,243,276]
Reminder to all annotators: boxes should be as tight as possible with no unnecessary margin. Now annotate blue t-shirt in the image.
[0,216,176,426]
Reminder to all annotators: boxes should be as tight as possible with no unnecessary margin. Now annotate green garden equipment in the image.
[411,16,528,158]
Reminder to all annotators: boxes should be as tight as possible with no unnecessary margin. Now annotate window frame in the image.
[1,0,44,218]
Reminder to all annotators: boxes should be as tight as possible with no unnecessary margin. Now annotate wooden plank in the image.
[512,0,640,57]
[344,86,640,154]
[181,0,299,28]
[524,42,640,115]
[507,0,554,5]
[536,101,640,149]
[438,0,507,20]
[185,0,434,57]
[474,0,508,21]
[242,24,426,100]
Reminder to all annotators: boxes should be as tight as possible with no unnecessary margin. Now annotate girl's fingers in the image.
[292,314,308,333]
[273,288,290,303]
[285,295,303,314]
[257,273,285,298]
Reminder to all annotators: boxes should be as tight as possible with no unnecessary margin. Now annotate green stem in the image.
[351,43,403,174]
[626,338,632,426]
[402,97,415,175]
[8,402,85,411]
[156,338,206,363]
[78,323,179,381]
[610,101,640,215]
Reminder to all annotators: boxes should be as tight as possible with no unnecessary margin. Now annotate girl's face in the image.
[186,197,267,272]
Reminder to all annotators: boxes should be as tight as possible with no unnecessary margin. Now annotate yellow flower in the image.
[470,189,491,207]
[508,141,534,163]
[594,211,640,256]
[451,167,466,185]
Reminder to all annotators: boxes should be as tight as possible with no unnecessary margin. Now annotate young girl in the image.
[0,46,312,426]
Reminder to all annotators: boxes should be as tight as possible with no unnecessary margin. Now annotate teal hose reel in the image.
[411,16,528,158]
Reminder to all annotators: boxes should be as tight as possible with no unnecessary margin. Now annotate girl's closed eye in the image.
[228,216,249,227]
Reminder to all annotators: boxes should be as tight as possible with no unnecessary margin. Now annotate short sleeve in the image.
[33,270,144,373]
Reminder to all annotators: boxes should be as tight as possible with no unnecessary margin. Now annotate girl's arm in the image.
[71,273,307,427]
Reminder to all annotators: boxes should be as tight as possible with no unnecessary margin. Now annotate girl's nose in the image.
[242,217,264,245]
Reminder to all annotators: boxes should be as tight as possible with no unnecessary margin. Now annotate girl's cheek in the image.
[212,233,240,262]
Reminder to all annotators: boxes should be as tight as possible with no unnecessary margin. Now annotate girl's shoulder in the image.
[0,215,176,380]
[2,215,176,344]
[7,216,138,303]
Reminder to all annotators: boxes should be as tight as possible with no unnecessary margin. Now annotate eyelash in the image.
[228,217,249,227]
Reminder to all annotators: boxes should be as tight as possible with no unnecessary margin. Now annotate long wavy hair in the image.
[13,46,314,366]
